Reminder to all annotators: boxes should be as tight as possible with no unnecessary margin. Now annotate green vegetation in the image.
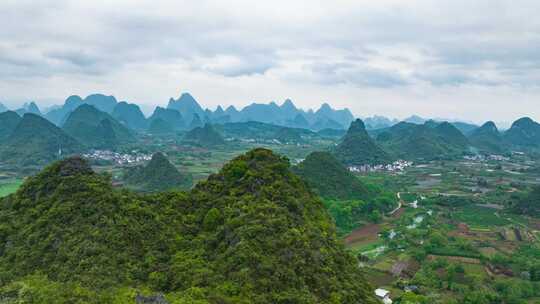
[0,111,21,141]
[62,104,135,149]
[293,151,369,200]
[323,183,395,236]
[124,152,192,191]
[3,99,540,304]
[0,179,23,197]
[0,114,82,167]
[341,154,540,304]
[216,121,316,144]
[182,123,225,147]
[333,119,392,165]
[293,151,396,235]
[0,149,377,303]
[147,106,186,130]
[147,117,175,135]
[512,184,540,216]
[111,101,148,130]
[450,205,511,228]
[323,197,391,236]
[467,121,506,154]
[376,121,469,160]
[504,117,540,150]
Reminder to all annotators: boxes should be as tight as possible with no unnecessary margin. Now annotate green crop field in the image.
[452,205,511,227]
[0,179,23,197]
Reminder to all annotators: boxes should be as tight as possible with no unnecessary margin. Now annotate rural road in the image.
[389,192,403,215]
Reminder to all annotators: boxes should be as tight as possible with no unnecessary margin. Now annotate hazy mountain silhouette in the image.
[62,104,134,149]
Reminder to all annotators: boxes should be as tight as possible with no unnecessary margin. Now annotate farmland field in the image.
[343,155,540,303]
[0,179,23,197]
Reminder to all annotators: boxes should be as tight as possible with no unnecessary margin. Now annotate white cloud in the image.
[0,0,539,123]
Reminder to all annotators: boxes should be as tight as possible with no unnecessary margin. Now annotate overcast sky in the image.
[1,0,539,123]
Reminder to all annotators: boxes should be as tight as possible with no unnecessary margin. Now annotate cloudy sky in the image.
[1,0,539,124]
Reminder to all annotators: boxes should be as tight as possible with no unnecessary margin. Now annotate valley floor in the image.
[346,157,540,303]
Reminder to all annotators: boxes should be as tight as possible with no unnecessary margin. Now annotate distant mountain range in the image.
[2,92,356,131]
[375,121,469,160]
[6,92,521,136]
[331,115,540,165]
[363,115,400,130]
[3,92,540,165]
[15,102,41,117]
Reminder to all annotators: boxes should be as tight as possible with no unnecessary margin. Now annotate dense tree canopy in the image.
[182,123,225,147]
[0,113,82,167]
[333,119,392,165]
[0,110,21,141]
[512,185,540,216]
[377,121,469,160]
[62,104,135,149]
[0,149,377,303]
[293,151,369,200]
[124,152,192,191]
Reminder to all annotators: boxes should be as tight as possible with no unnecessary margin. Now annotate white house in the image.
[374,288,392,304]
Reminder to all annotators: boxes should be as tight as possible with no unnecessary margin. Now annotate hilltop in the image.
[0,150,377,303]
[376,121,469,160]
[147,106,185,130]
[333,119,392,165]
[9,92,357,131]
[468,121,506,154]
[124,152,192,191]
[293,151,369,200]
[62,104,135,149]
[504,117,540,149]
[44,94,119,125]
[0,114,82,166]
[111,101,147,130]
[182,123,225,147]
[15,101,41,116]
[164,93,356,130]
[167,92,206,125]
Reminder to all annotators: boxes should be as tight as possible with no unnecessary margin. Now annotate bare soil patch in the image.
[344,223,381,245]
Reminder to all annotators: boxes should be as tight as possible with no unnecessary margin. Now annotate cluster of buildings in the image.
[348,160,413,173]
[82,150,152,165]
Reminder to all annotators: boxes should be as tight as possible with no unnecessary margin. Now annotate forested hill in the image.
[124,152,192,191]
[293,151,369,200]
[182,123,225,147]
[0,113,82,166]
[0,149,377,303]
[62,104,135,149]
[333,119,392,165]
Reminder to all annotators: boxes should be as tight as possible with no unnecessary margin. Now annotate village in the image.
[82,150,153,165]
[348,160,414,173]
